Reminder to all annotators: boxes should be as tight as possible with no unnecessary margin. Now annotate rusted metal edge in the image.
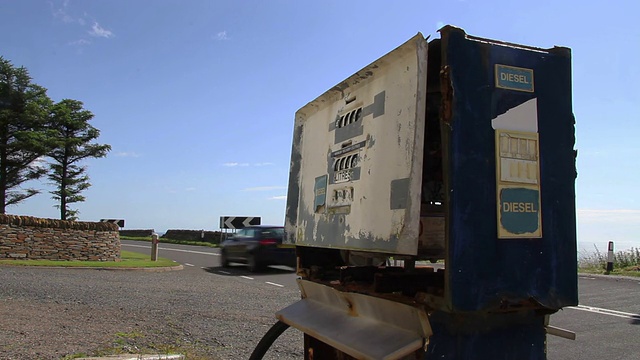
[276,279,432,360]
[439,25,561,54]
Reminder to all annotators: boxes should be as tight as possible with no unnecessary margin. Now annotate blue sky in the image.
[1,0,638,252]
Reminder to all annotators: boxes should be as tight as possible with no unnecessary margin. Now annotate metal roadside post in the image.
[607,241,615,273]
[252,25,579,360]
[151,233,159,261]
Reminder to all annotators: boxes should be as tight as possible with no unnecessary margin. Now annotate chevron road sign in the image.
[219,216,261,229]
[100,219,125,227]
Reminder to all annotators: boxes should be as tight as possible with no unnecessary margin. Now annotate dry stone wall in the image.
[162,229,222,244]
[0,214,120,261]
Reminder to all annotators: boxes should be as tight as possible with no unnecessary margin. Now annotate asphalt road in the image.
[122,240,298,288]
[122,240,640,359]
[547,275,640,360]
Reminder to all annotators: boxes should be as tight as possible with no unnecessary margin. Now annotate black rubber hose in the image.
[249,320,291,360]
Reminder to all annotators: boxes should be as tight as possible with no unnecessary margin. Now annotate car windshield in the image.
[235,229,248,237]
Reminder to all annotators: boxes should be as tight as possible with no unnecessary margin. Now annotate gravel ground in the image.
[0,266,304,360]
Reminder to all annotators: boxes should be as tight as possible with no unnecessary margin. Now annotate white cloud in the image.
[243,186,286,192]
[269,196,287,200]
[51,1,90,26]
[185,187,197,192]
[577,209,640,223]
[578,147,640,157]
[89,22,114,38]
[216,31,229,41]
[223,162,249,167]
[29,156,48,170]
[223,162,274,167]
[51,0,74,23]
[69,39,91,46]
[115,152,141,158]
[50,3,112,47]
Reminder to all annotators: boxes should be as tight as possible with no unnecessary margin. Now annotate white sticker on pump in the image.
[491,98,538,132]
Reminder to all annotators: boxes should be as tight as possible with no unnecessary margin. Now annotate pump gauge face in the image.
[285,34,428,256]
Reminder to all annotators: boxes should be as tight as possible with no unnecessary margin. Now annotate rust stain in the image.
[345,296,358,317]
[440,65,453,126]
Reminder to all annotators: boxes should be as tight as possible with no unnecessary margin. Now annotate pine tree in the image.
[48,99,110,220]
[0,57,54,213]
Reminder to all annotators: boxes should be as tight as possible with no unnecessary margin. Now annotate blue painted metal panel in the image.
[440,26,578,312]
[425,311,546,359]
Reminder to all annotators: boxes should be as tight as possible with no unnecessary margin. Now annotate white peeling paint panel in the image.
[290,33,428,255]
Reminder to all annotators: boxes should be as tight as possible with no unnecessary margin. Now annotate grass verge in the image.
[0,250,178,268]
[62,328,213,360]
[120,235,218,248]
[579,246,640,277]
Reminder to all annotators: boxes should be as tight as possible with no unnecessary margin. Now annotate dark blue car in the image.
[219,225,296,272]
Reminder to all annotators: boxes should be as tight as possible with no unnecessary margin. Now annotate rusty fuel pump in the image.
[251,25,578,360]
